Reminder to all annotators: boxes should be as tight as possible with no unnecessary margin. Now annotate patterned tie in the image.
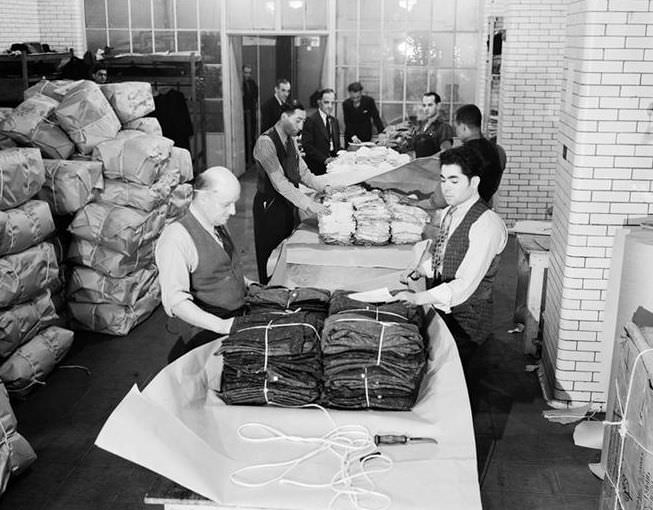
[215,225,234,259]
[431,206,456,279]
[326,116,334,152]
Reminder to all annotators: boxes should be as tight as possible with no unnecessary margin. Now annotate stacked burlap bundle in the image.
[38,159,103,215]
[0,200,55,256]
[0,148,46,210]
[101,82,156,123]
[97,172,178,212]
[67,265,158,306]
[0,109,16,150]
[123,116,162,135]
[54,80,121,154]
[0,381,36,495]
[67,237,154,278]
[166,183,193,221]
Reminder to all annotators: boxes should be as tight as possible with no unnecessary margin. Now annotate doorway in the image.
[226,34,328,174]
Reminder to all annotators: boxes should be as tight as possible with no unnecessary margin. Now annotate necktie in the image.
[431,206,456,279]
[215,225,234,259]
[326,117,334,152]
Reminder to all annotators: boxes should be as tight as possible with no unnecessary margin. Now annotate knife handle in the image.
[374,434,408,445]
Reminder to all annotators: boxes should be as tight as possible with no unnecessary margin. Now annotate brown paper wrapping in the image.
[0,94,59,144]
[0,241,60,308]
[68,203,167,256]
[68,278,160,336]
[165,146,194,183]
[0,200,55,256]
[0,291,59,359]
[101,82,155,123]
[39,159,104,215]
[97,175,176,212]
[93,133,173,186]
[67,236,155,278]
[0,326,74,395]
[29,119,75,159]
[123,116,163,135]
[24,79,80,101]
[54,80,121,154]
[0,381,37,494]
[67,264,158,306]
[166,183,193,221]
[0,148,46,211]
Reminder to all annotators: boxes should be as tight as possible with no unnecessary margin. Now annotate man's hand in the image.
[351,135,362,144]
[400,266,423,285]
[306,201,330,216]
[394,291,420,305]
[325,157,336,165]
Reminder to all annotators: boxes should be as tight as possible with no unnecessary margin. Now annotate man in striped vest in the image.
[397,145,508,386]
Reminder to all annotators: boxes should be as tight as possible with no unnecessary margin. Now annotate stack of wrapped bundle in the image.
[215,310,323,406]
[351,192,391,245]
[0,381,36,496]
[318,201,355,244]
[325,146,410,175]
[321,290,426,410]
[0,109,16,150]
[246,283,331,316]
[0,148,73,395]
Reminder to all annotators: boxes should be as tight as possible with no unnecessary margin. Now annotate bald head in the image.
[193,166,241,226]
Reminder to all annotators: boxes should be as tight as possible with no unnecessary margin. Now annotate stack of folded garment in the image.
[352,193,391,245]
[246,284,331,316]
[215,310,323,406]
[318,200,355,244]
[388,202,430,244]
[328,289,424,328]
[321,291,426,410]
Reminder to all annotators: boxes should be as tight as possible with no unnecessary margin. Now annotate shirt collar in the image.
[445,192,480,219]
[319,109,328,124]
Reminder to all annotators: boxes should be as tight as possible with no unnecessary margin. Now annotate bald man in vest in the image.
[396,145,508,389]
[156,166,252,358]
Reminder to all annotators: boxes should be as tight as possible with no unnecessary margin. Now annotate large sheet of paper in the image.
[95,311,481,509]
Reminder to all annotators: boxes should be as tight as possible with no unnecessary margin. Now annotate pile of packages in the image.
[319,185,429,245]
[0,79,195,336]
[326,145,410,174]
[211,285,427,411]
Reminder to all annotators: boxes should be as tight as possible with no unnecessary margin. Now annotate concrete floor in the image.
[1,168,602,509]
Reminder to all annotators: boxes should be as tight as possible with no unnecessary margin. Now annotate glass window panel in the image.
[381,103,405,126]
[85,0,107,28]
[406,68,428,102]
[405,101,421,122]
[154,30,176,52]
[86,30,108,53]
[358,67,380,98]
[199,0,221,29]
[358,32,382,65]
[383,33,407,67]
[383,0,408,30]
[382,67,405,102]
[456,0,480,30]
[205,99,224,132]
[108,0,129,27]
[201,32,221,64]
[177,31,198,52]
[336,32,357,66]
[336,0,356,30]
[452,69,476,105]
[454,32,478,68]
[430,0,454,31]
[131,0,152,29]
[253,0,276,29]
[154,0,174,28]
[132,31,154,52]
[385,32,431,67]
[430,32,453,67]
[281,0,304,29]
[227,0,250,29]
[176,0,198,29]
[409,0,435,30]
[305,1,327,29]
[204,64,222,98]
[108,30,131,53]
[359,0,382,30]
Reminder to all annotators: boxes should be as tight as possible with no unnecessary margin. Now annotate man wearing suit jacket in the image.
[301,88,341,175]
[260,78,291,133]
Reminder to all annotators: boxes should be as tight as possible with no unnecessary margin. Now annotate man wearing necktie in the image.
[301,88,341,176]
[253,101,329,284]
[397,145,508,386]
[156,167,253,359]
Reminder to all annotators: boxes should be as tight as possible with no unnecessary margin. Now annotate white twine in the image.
[363,367,371,408]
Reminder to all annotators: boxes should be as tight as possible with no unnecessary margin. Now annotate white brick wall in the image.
[0,0,40,52]
[542,0,653,406]
[495,0,568,225]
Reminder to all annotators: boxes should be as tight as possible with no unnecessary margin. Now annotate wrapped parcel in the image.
[0,148,45,211]
[0,200,55,256]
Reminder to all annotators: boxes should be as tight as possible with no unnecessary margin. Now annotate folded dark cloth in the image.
[246,284,331,314]
[222,351,321,378]
[323,351,425,382]
[328,289,424,327]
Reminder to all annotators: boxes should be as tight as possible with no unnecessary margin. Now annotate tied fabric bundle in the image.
[215,311,324,406]
[23,79,80,102]
[122,117,163,136]
[321,311,427,411]
[245,284,331,315]
[0,242,59,308]
[39,159,104,215]
[329,289,424,328]
[67,236,154,278]
[0,148,46,211]
[98,175,177,212]
[0,93,59,145]
[165,183,193,222]
[66,265,158,306]
[100,82,155,123]
[0,200,55,257]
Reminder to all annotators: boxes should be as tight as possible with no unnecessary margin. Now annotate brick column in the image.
[541,0,653,406]
[495,0,568,225]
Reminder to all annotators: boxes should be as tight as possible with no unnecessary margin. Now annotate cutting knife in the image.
[374,434,438,445]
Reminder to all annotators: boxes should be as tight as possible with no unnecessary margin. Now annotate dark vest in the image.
[435,199,501,345]
[256,127,301,198]
[178,212,246,315]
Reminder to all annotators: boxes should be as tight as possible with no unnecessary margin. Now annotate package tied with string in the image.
[0,148,45,211]
[600,321,653,510]
[92,133,174,186]
[67,236,154,278]
[166,146,194,184]
[214,310,324,406]
[0,326,73,397]
[38,159,104,215]
[0,200,55,257]
[66,265,158,306]
[97,174,177,212]
[67,277,160,336]
[0,381,36,495]
[245,284,331,316]
[122,117,163,136]
[100,82,155,123]
[54,80,121,154]
[165,183,193,222]
[24,79,80,102]
[0,291,60,359]
[0,108,16,150]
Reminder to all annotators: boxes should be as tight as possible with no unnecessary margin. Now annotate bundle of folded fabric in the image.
[38,159,104,215]
[388,202,430,245]
[215,310,323,406]
[321,309,426,410]
[245,284,331,315]
[328,289,424,328]
[353,195,392,245]
[318,200,355,244]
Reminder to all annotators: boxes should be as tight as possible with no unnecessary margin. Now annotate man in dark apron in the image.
[252,101,329,284]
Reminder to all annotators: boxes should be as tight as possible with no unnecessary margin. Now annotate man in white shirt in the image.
[396,145,508,382]
[301,88,342,175]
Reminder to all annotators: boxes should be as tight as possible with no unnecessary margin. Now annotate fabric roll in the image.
[0,148,45,211]
[39,159,103,215]
[66,264,158,306]
[54,80,121,154]
[123,117,163,136]
[0,381,37,494]
[68,202,167,256]
[0,291,59,359]
[66,236,154,278]
[0,242,59,308]
[0,326,74,396]
[101,82,155,123]
[93,133,174,186]
[0,200,55,257]
[67,278,160,335]
[0,93,59,145]
[98,176,175,212]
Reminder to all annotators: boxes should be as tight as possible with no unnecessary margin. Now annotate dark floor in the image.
[1,168,602,509]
